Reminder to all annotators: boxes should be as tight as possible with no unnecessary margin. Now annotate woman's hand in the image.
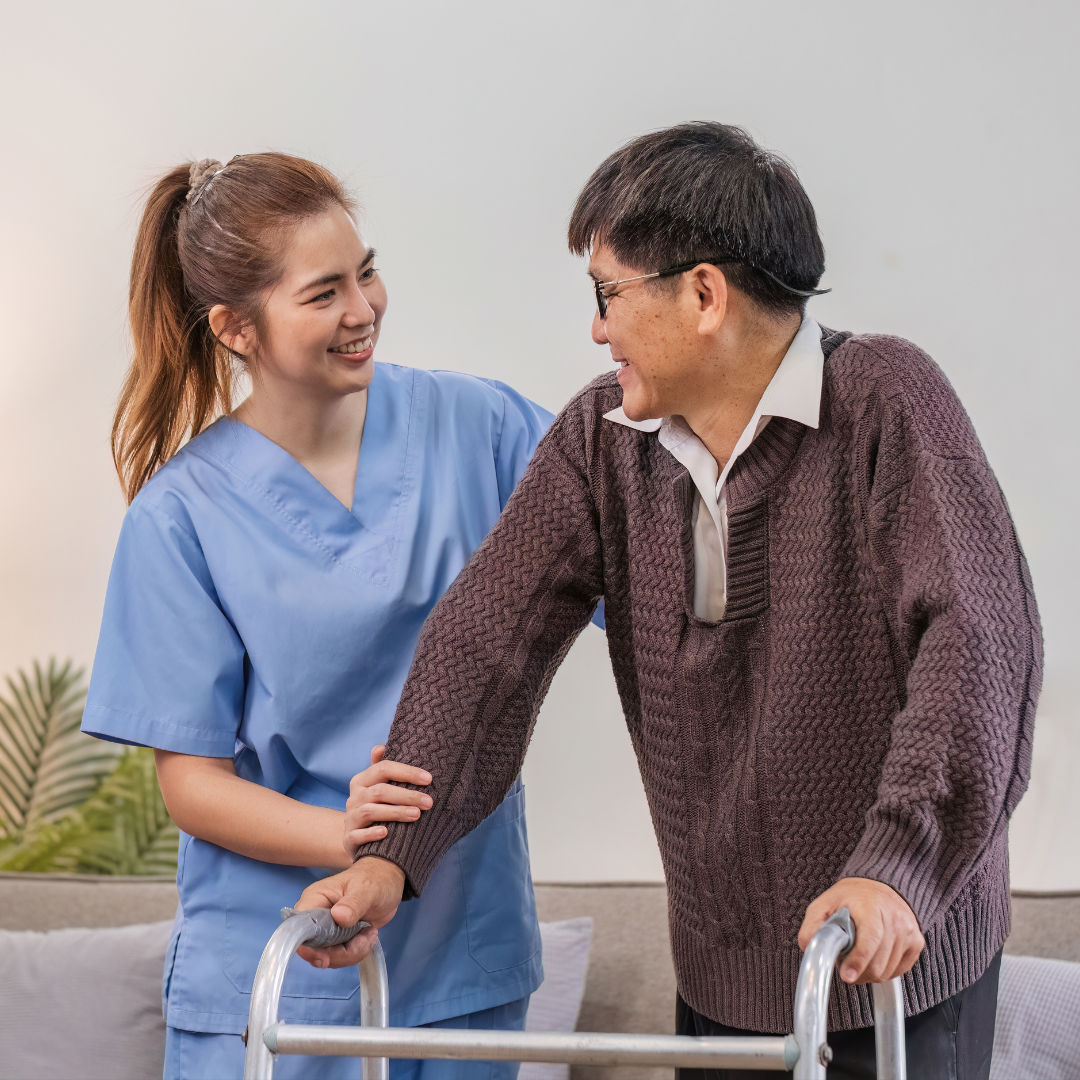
[154,749,355,870]
[344,746,433,859]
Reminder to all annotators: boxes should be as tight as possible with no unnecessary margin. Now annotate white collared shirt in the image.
[604,315,824,620]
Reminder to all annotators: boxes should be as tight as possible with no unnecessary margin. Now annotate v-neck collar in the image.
[190,363,417,589]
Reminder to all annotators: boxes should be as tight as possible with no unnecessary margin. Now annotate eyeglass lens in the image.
[594,281,608,319]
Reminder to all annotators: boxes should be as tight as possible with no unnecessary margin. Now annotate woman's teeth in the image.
[330,337,372,354]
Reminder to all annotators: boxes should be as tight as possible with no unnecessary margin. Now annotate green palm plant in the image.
[0,747,179,875]
[0,659,179,875]
[0,659,121,841]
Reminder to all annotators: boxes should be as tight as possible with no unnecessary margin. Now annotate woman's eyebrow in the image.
[294,272,343,297]
[294,250,377,297]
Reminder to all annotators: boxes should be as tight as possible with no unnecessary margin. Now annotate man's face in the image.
[588,244,704,422]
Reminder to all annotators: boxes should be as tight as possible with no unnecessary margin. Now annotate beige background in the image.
[0,1,1076,887]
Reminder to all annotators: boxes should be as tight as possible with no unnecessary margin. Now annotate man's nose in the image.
[592,311,609,345]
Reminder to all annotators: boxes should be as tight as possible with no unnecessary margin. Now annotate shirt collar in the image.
[754,313,824,430]
[602,314,824,433]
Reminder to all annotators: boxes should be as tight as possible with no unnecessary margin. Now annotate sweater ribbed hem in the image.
[361,813,466,899]
[671,874,1010,1033]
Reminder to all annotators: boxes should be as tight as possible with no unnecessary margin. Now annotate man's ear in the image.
[688,264,729,336]
[208,304,257,358]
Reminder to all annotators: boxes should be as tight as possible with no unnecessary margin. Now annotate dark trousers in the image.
[676,950,1001,1080]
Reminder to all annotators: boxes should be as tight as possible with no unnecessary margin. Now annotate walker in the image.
[243,906,906,1080]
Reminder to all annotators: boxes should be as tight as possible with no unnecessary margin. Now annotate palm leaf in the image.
[0,808,97,873]
[0,659,121,838]
[0,747,179,876]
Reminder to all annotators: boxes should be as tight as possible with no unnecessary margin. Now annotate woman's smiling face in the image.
[249,204,387,399]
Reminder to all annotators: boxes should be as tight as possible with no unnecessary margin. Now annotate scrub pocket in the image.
[457,779,541,973]
[223,856,361,1001]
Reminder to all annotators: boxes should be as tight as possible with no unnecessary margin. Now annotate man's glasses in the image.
[592,258,829,318]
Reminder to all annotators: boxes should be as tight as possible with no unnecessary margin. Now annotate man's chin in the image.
[619,392,660,424]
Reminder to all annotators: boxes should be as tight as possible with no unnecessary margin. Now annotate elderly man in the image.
[301,123,1039,1079]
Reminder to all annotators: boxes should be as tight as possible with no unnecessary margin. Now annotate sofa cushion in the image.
[521,917,594,1080]
[0,919,173,1080]
[990,954,1080,1080]
[0,915,594,1080]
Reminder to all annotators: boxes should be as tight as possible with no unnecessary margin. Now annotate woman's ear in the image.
[208,305,257,358]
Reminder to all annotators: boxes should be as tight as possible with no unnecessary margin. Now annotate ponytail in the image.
[112,154,353,502]
[113,165,233,502]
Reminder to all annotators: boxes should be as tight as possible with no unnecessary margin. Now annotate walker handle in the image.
[245,908,389,1080]
[792,908,907,1080]
[279,906,371,948]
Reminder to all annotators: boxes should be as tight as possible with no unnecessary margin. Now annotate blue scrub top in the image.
[83,363,552,1035]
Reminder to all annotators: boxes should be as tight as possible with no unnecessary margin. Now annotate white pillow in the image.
[991,954,1080,1080]
[0,915,593,1080]
[521,917,594,1080]
[0,919,173,1080]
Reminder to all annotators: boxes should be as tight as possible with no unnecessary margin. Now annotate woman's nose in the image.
[343,287,376,327]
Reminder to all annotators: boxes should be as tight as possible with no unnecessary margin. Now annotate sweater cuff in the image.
[841,812,954,930]
[355,813,465,900]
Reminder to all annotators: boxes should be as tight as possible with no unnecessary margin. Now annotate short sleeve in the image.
[82,498,246,757]
[484,380,555,508]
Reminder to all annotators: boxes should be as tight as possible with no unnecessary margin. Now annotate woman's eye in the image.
[359,266,379,282]
[309,289,335,303]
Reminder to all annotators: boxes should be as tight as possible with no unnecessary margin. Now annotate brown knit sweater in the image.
[364,328,1041,1032]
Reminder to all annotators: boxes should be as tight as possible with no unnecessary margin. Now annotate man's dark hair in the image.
[568,123,825,317]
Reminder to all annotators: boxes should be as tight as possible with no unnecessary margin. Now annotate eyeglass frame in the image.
[592,258,829,318]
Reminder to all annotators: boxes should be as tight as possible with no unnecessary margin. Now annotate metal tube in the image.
[359,939,389,1080]
[249,903,905,1079]
[244,909,389,1080]
[872,978,907,1080]
[792,908,855,1080]
[244,914,323,1080]
[265,1025,798,1070]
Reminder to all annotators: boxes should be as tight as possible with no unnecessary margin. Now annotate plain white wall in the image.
[1,1,1076,887]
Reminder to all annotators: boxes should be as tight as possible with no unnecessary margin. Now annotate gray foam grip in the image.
[280,906,370,947]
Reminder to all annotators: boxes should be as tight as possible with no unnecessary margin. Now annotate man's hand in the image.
[294,856,407,969]
[798,877,925,985]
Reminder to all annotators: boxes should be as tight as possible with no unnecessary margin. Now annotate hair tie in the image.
[186,158,226,207]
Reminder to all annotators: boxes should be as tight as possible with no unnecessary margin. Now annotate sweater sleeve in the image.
[357,409,605,896]
[841,345,1042,929]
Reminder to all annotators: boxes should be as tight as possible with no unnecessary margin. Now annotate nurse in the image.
[83,153,551,1080]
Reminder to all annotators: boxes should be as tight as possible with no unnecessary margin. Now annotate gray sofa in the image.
[1,872,1078,1080]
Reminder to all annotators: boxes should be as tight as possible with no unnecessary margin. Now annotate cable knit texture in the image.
[363,328,1041,1033]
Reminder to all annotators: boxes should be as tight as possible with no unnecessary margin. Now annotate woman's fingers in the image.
[346,801,428,831]
[369,745,386,766]
[346,786,432,815]
[367,783,433,807]
[348,758,432,798]
[344,825,388,860]
[370,759,432,786]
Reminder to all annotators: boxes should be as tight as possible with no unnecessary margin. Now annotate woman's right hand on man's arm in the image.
[344,745,432,859]
[293,748,430,968]
[153,745,431,872]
